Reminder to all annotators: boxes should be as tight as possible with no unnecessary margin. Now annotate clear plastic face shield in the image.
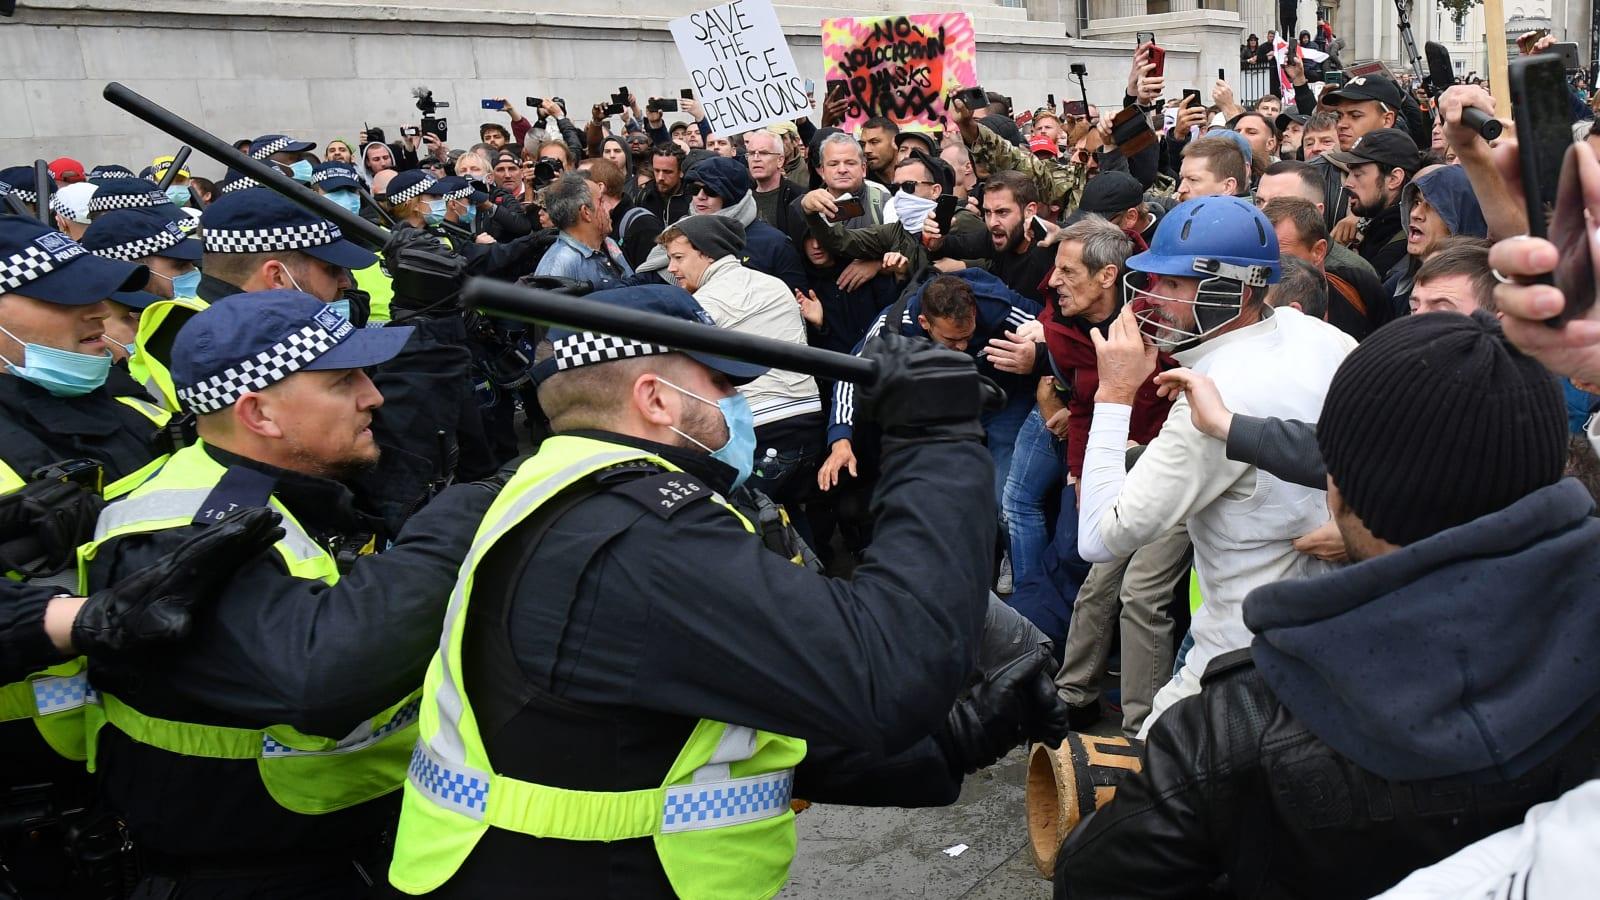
[1124,258,1273,352]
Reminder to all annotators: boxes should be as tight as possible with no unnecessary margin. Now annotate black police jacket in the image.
[0,375,160,487]
[1054,652,1600,899]
[434,430,994,896]
[83,443,499,861]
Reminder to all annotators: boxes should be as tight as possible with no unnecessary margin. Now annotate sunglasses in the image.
[894,180,936,193]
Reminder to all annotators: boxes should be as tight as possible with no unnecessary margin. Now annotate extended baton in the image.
[156,146,192,191]
[102,82,390,250]
[464,278,881,386]
[33,160,52,227]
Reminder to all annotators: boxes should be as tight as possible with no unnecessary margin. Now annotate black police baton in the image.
[33,160,52,226]
[464,278,880,386]
[101,82,391,251]
[1423,42,1503,141]
[155,146,191,191]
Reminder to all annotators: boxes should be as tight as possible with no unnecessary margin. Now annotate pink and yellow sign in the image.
[820,13,978,134]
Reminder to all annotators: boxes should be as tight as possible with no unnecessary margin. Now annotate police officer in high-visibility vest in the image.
[311,161,395,324]
[379,171,548,280]
[0,213,175,895]
[78,290,503,897]
[389,285,1062,897]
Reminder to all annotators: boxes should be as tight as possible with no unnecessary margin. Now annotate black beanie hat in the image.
[674,215,746,261]
[1316,311,1567,546]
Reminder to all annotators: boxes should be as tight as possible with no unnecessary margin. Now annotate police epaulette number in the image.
[611,472,712,519]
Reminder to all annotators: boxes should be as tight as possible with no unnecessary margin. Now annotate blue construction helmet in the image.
[1124,196,1280,350]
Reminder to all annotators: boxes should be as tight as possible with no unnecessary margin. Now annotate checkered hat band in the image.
[48,195,72,217]
[442,187,473,201]
[552,332,672,372]
[0,245,60,293]
[219,178,259,194]
[388,177,437,204]
[88,191,167,213]
[7,188,38,203]
[250,138,291,160]
[312,170,354,186]
[203,221,338,254]
[176,323,342,414]
[93,228,184,262]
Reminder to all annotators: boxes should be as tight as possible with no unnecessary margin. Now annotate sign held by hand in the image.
[669,0,810,137]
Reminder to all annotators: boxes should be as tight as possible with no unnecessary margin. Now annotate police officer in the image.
[78,291,503,897]
[311,161,397,322]
[81,176,191,232]
[1,166,52,219]
[0,213,174,896]
[387,285,1065,897]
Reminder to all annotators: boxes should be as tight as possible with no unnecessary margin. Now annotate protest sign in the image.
[820,13,978,134]
[669,0,810,137]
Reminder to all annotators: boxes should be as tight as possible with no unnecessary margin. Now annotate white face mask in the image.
[892,191,938,234]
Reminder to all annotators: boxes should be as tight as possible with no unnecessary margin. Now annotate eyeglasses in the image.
[894,180,936,193]
[747,150,783,159]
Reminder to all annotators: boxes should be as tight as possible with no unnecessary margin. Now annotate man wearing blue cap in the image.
[83,176,190,230]
[387,284,1069,896]
[251,133,319,185]
[78,290,504,897]
[1075,195,1353,737]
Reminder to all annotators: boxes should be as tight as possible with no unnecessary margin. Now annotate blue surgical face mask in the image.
[660,377,757,490]
[460,204,477,228]
[290,160,315,184]
[328,298,352,320]
[424,198,448,226]
[328,189,362,217]
[165,185,192,206]
[0,324,113,397]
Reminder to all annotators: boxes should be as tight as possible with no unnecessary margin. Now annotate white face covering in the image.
[892,191,938,235]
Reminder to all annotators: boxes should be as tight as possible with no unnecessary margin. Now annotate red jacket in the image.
[1039,227,1173,478]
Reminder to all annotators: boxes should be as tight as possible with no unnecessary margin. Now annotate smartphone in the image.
[1016,109,1034,126]
[481,99,506,110]
[1029,215,1049,244]
[1135,30,1155,45]
[604,103,626,116]
[934,195,959,234]
[421,116,447,141]
[649,98,680,113]
[1148,44,1166,78]
[826,79,850,101]
[681,88,695,100]
[1218,67,1226,81]
[1064,100,1088,117]
[953,86,988,111]
[1509,54,1569,239]
[1047,93,1055,108]
[1551,41,1582,71]
[833,194,865,220]
[1182,88,1201,105]
[526,96,544,108]
[802,79,814,96]
[618,86,630,102]
[402,126,420,137]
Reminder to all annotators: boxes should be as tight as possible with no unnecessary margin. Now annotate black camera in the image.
[533,157,562,188]
[413,85,450,114]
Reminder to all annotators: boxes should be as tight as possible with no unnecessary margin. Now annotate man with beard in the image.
[77,292,503,896]
[1325,128,1422,283]
[859,117,900,187]
[1076,196,1353,736]
[939,170,1056,304]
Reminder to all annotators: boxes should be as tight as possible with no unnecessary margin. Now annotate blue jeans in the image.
[982,389,1034,515]
[1002,407,1063,585]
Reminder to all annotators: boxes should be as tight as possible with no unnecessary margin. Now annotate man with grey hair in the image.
[788,132,894,290]
[1267,255,1330,320]
[533,172,632,290]
[1032,215,1191,737]
[746,128,803,234]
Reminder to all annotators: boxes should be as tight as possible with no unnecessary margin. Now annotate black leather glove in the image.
[516,273,593,296]
[936,643,1059,776]
[856,331,1000,450]
[383,225,468,318]
[1020,654,1072,749]
[0,478,105,577]
[71,507,284,656]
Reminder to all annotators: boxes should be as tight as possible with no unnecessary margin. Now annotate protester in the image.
[1326,128,1421,280]
[1259,193,1389,339]
[533,172,632,291]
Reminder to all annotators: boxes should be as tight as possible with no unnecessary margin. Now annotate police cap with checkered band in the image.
[535,284,768,385]
[199,187,378,271]
[311,162,363,193]
[81,209,202,263]
[0,214,148,305]
[172,290,411,414]
[85,177,179,216]
[249,134,318,160]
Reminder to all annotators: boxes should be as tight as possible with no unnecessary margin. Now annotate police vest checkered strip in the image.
[33,670,91,715]
[251,137,292,159]
[88,190,168,213]
[552,333,671,372]
[218,177,259,195]
[92,227,186,262]
[262,697,422,757]
[409,742,489,816]
[660,770,794,833]
[203,220,339,255]
[176,322,343,414]
[0,245,60,293]
[387,175,437,205]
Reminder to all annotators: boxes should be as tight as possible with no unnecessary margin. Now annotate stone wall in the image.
[1,0,1227,177]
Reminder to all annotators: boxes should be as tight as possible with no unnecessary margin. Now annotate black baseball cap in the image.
[1320,75,1404,110]
[1078,172,1144,217]
[894,131,939,155]
[1324,128,1422,175]
[1275,111,1309,132]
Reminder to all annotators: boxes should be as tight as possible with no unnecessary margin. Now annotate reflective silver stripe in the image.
[263,697,421,757]
[95,487,324,562]
[692,723,757,785]
[33,671,90,715]
[660,768,794,833]
[408,737,491,820]
[426,451,642,772]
